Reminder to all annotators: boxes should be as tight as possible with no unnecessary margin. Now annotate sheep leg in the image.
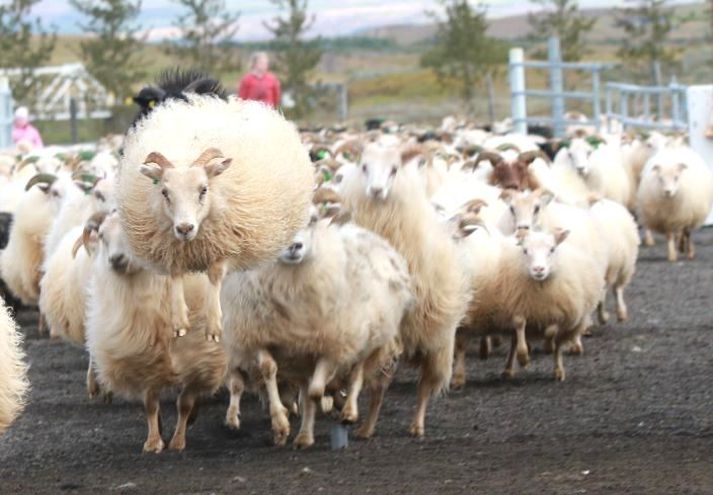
[340,362,365,424]
[643,229,655,247]
[597,288,610,325]
[542,324,557,354]
[615,286,628,322]
[666,232,677,262]
[168,387,198,452]
[257,349,290,446]
[205,261,226,343]
[686,230,695,260]
[293,382,316,449]
[142,389,164,453]
[409,342,453,438]
[569,334,584,355]
[553,339,566,382]
[513,316,529,367]
[354,372,392,439]
[451,331,468,389]
[170,274,190,338]
[308,357,337,401]
[225,370,245,430]
[502,334,517,379]
[86,357,99,399]
[479,336,492,360]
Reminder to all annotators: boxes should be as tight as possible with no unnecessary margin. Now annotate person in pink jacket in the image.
[11,107,43,150]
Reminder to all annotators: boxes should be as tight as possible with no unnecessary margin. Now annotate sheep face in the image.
[360,144,400,200]
[139,148,232,242]
[97,213,139,275]
[501,189,553,232]
[652,163,687,198]
[518,230,569,282]
[566,139,593,175]
[279,209,319,265]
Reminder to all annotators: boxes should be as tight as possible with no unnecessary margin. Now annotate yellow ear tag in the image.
[148,100,156,109]
[124,96,133,105]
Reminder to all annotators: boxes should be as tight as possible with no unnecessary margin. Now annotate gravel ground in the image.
[1,228,712,495]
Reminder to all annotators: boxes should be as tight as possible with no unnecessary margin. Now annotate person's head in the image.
[14,106,29,127]
[250,52,269,74]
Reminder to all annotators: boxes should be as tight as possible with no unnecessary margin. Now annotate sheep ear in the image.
[554,229,570,245]
[204,158,232,178]
[139,163,163,181]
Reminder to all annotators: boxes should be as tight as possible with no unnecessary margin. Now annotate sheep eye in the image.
[534,205,540,214]
[361,163,368,173]
[509,205,515,215]
[550,247,555,253]
[523,248,528,255]
[161,188,170,202]
[390,166,398,177]
[199,185,208,199]
[334,174,343,184]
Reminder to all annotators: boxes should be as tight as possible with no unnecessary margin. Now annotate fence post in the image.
[605,83,612,133]
[69,97,78,144]
[592,69,601,132]
[0,77,12,149]
[509,47,527,134]
[338,83,348,122]
[548,37,565,137]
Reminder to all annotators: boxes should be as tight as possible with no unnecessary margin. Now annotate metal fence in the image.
[509,37,612,137]
[604,81,688,132]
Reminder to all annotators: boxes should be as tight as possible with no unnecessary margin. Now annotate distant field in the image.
[24,1,713,143]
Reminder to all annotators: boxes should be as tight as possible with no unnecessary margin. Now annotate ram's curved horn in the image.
[25,173,57,191]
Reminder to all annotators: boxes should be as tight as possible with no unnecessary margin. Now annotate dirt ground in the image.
[1,229,712,495]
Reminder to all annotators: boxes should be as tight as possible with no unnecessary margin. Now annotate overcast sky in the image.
[34,0,702,41]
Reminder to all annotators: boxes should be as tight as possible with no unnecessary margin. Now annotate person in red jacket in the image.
[238,52,281,109]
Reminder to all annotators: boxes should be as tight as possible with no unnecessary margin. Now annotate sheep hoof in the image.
[408,422,425,438]
[340,407,358,425]
[174,328,188,338]
[102,391,113,405]
[516,353,529,368]
[554,368,566,382]
[271,411,290,447]
[569,343,583,356]
[225,414,241,431]
[450,374,466,390]
[353,424,374,439]
[597,311,610,325]
[168,435,186,452]
[293,432,314,449]
[617,310,628,322]
[143,437,165,454]
[320,396,334,414]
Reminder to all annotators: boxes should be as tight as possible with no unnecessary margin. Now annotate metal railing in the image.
[604,81,688,132]
[509,37,613,137]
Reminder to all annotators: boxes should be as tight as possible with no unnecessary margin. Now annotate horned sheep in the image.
[116,91,314,343]
[0,297,29,435]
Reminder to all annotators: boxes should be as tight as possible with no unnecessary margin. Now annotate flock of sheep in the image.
[1,71,713,455]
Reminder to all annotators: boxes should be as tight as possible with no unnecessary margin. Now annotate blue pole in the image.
[509,47,527,134]
[0,77,13,149]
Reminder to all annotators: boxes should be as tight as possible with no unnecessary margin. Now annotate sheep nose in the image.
[175,223,195,236]
[517,225,530,231]
[533,266,545,273]
[370,186,383,196]
[291,242,303,251]
[110,254,126,269]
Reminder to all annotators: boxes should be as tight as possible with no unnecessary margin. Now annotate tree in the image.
[527,0,597,62]
[615,0,687,83]
[0,0,56,104]
[421,0,506,116]
[71,0,146,100]
[265,0,322,119]
[167,0,240,74]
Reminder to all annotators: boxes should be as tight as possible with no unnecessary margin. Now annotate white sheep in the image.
[489,229,602,380]
[589,198,640,323]
[0,297,29,435]
[117,94,314,342]
[221,205,413,447]
[341,140,471,437]
[85,212,227,453]
[637,145,713,262]
[554,137,632,207]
